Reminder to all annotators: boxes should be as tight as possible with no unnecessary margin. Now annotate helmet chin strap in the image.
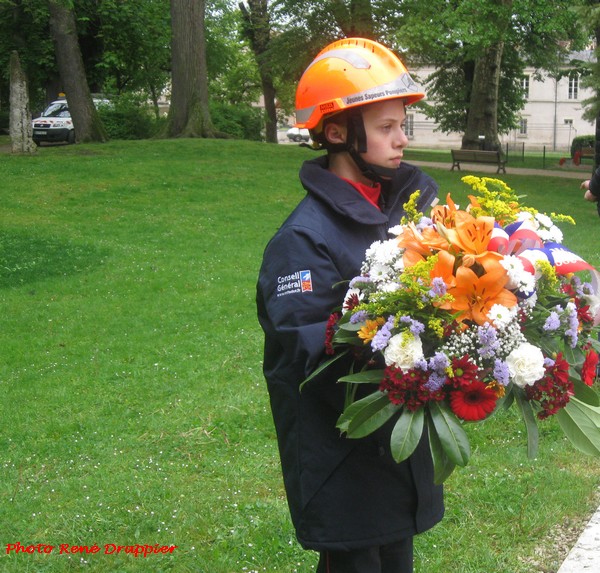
[345,110,398,184]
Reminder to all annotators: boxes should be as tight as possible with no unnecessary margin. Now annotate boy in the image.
[256,38,443,573]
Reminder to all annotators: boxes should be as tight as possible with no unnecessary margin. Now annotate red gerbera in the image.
[448,355,480,388]
[449,380,498,421]
[581,348,599,387]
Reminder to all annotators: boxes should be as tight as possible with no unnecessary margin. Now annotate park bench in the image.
[579,147,595,162]
[450,149,507,173]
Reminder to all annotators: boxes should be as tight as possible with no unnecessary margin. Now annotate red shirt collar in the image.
[341,178,382,211]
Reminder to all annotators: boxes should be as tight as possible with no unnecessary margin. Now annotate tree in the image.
[574,0,600,170]
[239,0,277,142]
[166,0,216,137]
[399,0,587,150]
[48,0,108,143]
[9,50,36,154]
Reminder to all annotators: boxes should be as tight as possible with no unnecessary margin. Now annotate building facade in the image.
[407,51,596,152]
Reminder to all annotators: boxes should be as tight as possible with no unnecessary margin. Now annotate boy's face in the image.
[359,99,409,170]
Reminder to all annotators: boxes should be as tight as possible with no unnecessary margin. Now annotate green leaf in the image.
[556,397,600,456]
[390,408,425,463]
[562,345,585,369]
[333,329,364,345]
[337,321,363,332]
[500,387,515,410]
[514,389,539,459]
[427,414,456,485]
[428,402,470,467]
[571,377,600,407]
[336,392,396,436]
[300,349,349,391]
[339,369,385,384]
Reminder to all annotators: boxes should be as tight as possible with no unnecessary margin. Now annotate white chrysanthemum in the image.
[537,225,563,244]
[369,262,394,283]
[499,255,535,294]
[583,292,600,326]
[487,304,517,329]
[505,343,545,387]
[388,224,405,237]
[368,239,401,266]
[379,281,401,293]
[516,211,535,224]
[384,331,424,370]
[534,213,553,228]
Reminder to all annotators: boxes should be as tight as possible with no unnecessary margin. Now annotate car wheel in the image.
[67,130,76,144]
[293,135,303,142]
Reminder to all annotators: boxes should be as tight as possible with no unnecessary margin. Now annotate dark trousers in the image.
[316,537,413,573]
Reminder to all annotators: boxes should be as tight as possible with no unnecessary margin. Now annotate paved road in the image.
[407,159,593,180]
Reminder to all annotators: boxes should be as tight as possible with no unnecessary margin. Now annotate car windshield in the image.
[41,103,70,118]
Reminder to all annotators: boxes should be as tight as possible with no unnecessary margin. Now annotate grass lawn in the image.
[1,138,599,573]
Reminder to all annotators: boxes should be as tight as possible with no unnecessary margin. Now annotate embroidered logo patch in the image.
[276,270,313,297]
[300,270,313,292]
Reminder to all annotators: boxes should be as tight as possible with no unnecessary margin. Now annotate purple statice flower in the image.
[416,216,433,231]
[493,359,510,386]
[428,277,447,298]
[371,315,395,352]
[580,281,594,296]
[414,357,428,371]
[349,310,369,324]
[424,371,447,392]
[565,302,579,348]
[399,315,425,336]
[544,356,556,368]
[543,311,560,332]
[476,323,499,359]
[349,275,372,288]
[423,352,450,392]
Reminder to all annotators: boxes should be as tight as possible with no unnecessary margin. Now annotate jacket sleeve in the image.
[257,223,347,386]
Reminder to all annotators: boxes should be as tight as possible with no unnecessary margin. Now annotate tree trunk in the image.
[48,1,108,143]
[462,41,504,151]
[167,0,216,137]
[9,51,36,155]
[239,0,277,143]
[331,0,375,39]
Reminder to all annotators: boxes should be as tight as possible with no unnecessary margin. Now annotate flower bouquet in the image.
[304,176,600,484]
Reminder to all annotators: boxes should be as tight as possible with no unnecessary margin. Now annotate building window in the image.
[404,114,414,138]
[521,75,530,99]
[519,118,528,136]
[569,74,579,100]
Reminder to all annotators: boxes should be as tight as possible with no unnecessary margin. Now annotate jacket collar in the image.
[299,156,428,226]
[299,156,389,225]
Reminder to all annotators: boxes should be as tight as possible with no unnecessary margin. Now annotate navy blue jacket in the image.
[256,156,444,551]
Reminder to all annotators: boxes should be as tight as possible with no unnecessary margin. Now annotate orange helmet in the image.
[295,37,424,130]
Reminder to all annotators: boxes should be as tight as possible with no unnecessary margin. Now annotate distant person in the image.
[256,38,442,573]
[581,165,600,216]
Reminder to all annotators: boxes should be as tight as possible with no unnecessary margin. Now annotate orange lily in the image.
[448,262,517,325]
[430,250,457,311]
[397,223,434,267]
[431,193,460,227]
[440,210,503,268]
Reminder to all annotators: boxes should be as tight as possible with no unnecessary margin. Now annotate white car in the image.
[32,98,109,145]
[286,127,311,142]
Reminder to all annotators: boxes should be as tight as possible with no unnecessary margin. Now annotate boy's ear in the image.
[323,121,347,145]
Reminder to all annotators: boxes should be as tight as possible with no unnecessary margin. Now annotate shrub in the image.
[209,101,263,141]
[97,95,161,140]
[570,134,595,158]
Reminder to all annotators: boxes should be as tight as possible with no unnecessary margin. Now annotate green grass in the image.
[1,138,599,573]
